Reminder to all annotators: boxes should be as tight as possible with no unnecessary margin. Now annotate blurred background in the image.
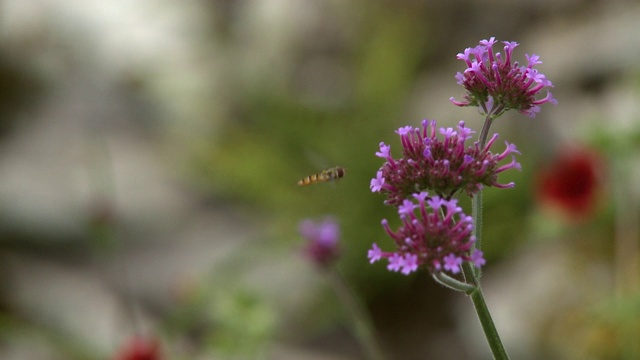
[0,0,639,359]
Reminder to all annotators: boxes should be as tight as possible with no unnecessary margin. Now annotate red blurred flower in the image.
[114,336,161,360]
[536,148,602,220]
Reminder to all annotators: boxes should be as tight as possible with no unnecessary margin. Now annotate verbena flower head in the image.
[450,37,557,118]
[298,217,341,268]
[371,119,521,206]
[367,192,485,275]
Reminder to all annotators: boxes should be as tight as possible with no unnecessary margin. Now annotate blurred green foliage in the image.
[164,282,277,359]
[548,293,640,360]
[0,313,96,360]
[189,3,438,294]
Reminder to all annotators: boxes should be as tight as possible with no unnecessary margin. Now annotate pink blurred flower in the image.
[299,217,341,268]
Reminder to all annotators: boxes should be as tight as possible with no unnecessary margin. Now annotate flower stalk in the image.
[432,271,476,293]
[472,113,495,276]
[299,218,385,359]
[365,36,556,359]
[462,262,509,360]
[324,268,386,360]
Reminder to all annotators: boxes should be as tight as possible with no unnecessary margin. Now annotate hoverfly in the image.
[297,166,346,186]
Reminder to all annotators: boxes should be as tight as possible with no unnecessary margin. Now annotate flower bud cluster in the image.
[370,119,521,206]
[450,37,557,118]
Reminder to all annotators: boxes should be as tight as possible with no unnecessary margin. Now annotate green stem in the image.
[462,262,509,359]
[325,268,385,360]
[433,271,476,293]
[472,191,483,278]
[478,116,494,149]
[472,113,495,278]
[463,113,509,358]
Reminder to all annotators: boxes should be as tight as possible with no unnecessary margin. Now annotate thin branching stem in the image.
[325,268,386,360]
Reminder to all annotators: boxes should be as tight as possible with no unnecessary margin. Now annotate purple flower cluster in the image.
[368,37,555,278]
[299,217,341,268]
[368,192,485,275]
[370,119,521,206]
[450,37,557,118]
